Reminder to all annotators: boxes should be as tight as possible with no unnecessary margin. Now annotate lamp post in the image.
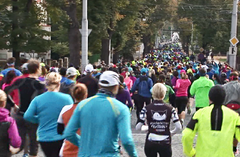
[80,0,91,73]
[228,0,238,69]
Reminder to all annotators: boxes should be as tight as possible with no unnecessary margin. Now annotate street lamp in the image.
[80,0,92,73]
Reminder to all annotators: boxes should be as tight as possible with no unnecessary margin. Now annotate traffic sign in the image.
[229,37,239,46]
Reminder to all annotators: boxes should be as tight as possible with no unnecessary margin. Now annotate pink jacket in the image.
[174,79,191,97]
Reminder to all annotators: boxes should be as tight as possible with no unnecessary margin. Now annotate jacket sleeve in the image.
[64,103,81,146]
[8,118,21,148]
[190,81,196,96]
[148,78,153,88]
[24,98,38,124]
[174,79,180,89]
[117,106,138,157]
[182,111,200,157]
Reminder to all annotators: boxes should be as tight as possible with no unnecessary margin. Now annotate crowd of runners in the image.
[0,43,240,157]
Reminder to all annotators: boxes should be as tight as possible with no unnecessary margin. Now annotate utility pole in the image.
[229,0,238,69]
[80,0,91,73]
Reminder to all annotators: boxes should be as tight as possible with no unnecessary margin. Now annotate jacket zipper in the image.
[215,108,218,130]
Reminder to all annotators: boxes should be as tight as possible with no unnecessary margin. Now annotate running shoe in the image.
[23,154,29,157]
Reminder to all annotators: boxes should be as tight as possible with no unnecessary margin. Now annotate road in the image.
[13,103,240,157]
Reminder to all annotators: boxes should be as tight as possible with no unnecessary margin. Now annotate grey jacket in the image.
[223,81,240,105]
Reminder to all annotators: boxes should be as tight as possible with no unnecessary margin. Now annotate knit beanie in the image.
[209,85,226,106]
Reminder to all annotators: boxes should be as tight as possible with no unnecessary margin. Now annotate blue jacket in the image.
[24,92,73,142]
[131,75,153,98]
[64,93,138,157]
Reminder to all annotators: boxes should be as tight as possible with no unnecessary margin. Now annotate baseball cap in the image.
[141,68,147,74]
[66,67,77,77]
[99,71,120,87]
[85,64,94,73]
[21,63,29,70]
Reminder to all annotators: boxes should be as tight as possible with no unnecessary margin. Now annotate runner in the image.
[5,59,45,157]
[78,64,99,98]
[64,71,138,157]
[190,68,214,111]
[173,70,191,123]
[131,68,153,122]
[0,57,22,77]
[57,83,88,157]
[24,72,73,157]
[136,83,182,157]
[182,85,240,157]
[0,89,21,157]
[223,72,240,154]
[60,67,77,96]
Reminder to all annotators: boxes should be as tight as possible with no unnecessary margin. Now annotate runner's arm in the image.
[117,107,138,157]
[234,115,240,141]
[182,112,199,157]
[64,105,81,146]
[23,98,38,123]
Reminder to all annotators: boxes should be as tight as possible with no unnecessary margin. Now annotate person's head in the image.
[229,72,239,81]
[21,63,29,74]
[27,59,41,75]
[209,85,226,106]
[180,71,187,79]
[158,74,166,83]
[99,71,120,95]
[41,66,47,76]
[0,90,7,108]
[66,67,77,79]
[199,68,206,77]
[45,72,62,91]
[72,83,88,102]
[6,57,16,67]
[59,67,67,77]
[85,64,94,75]
[152,83,167,100]
[5,70,16,84]
[141,68,147,75]
[173,70,178,78]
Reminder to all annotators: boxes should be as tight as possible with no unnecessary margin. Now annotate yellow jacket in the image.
[182,105,240,157]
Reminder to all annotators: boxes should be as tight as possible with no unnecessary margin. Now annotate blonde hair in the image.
[181,72,188,79]
[45,72,62,91]
[152,83,167,100]
[0,90,7,107]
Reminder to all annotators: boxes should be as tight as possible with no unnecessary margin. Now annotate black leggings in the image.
[144,140,172,157]
[40,140,63,157]
[175,96,188,114]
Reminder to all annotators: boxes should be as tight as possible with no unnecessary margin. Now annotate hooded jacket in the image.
[0,108,21,156]
[131,75,153,98]
[182,105,240,157]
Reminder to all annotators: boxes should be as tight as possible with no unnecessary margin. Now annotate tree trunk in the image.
[101,38,109,64]
[66,1,80,67]
[12,0,20,66]
[142,34,151,58]
[113,51,119,64]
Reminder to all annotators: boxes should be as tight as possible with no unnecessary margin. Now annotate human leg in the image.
[144,141,158,157]
[26,121,38,157]
[40,140,63,157]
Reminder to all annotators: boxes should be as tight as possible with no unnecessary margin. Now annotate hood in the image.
[0,108,9,121]
[62,78,75,85]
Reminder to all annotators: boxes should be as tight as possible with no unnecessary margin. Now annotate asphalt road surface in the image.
[13,102,240,157]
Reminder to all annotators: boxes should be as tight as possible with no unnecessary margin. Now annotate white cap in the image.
[21,63,28,70]
[85,64,94,73]
[99,71,120,87]
[66,67,77,77]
